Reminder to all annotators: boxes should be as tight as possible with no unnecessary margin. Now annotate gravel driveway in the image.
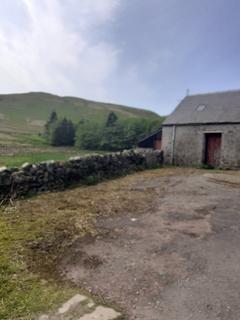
[61,169,240,320]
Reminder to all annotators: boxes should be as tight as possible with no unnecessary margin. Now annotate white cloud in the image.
[0,0,120,99]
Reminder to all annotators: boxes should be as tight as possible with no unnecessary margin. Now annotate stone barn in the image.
[162,90,240,168]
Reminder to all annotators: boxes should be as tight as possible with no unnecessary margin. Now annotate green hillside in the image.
[0,92,160,134]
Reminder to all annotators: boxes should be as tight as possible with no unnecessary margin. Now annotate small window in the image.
[197,104,206,111]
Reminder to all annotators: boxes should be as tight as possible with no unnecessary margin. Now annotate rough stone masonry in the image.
[0,149,163,202]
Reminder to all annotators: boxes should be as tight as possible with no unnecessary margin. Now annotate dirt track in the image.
[61,169,240,320]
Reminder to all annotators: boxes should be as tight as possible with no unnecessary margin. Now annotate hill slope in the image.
[0,92,161,134]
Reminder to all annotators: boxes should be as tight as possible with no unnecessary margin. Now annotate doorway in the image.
[154,138,162,150]
[204,133,222,167]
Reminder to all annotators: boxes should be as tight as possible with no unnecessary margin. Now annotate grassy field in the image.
[0,150,105,167]
[0,92,162,134]
[0,92,164,168]
[0,131,106,167]
[1,152,77,167]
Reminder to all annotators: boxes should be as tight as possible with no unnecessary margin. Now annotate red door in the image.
[205,133,222,167]
[154,139,162,150]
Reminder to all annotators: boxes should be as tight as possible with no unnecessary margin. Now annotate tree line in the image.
[44,111,163,151]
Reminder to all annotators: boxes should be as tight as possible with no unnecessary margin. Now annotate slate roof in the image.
[138,128,162,143]
[163,90,240,125]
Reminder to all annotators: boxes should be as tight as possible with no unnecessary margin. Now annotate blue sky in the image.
[0,0,240,115]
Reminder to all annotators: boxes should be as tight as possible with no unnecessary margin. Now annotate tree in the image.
[118,118,148,149]
[74,113,164,151]
[75,122,103,150]
[106,111,118,127]
[100,123,125,151]
[147,118,164,135]
[49,118,75,146]
[49,110,58,123]
[45,110,58,137]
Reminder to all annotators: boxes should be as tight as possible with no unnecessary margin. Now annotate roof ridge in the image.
[138,128,162,142]
[163,88,240,125]
[188,88,240,98]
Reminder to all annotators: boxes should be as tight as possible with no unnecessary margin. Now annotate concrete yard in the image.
[59,168,240,320]
[5,168,240,319]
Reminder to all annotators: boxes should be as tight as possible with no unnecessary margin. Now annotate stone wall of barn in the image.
[162,124,240,168]
[0,149,163,202]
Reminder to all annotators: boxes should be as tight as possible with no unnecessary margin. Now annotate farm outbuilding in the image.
[138,129,162,150]
[162,90,240,168]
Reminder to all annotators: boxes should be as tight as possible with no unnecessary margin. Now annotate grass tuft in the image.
[0,216,77,320]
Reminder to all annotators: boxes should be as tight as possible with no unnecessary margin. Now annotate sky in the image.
[0,0,240,115]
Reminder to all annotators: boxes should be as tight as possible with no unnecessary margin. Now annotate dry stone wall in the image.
[0,149,163,202]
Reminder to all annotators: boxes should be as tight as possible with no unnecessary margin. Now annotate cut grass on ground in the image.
[0,168,237,319]
[0,168,176,319]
